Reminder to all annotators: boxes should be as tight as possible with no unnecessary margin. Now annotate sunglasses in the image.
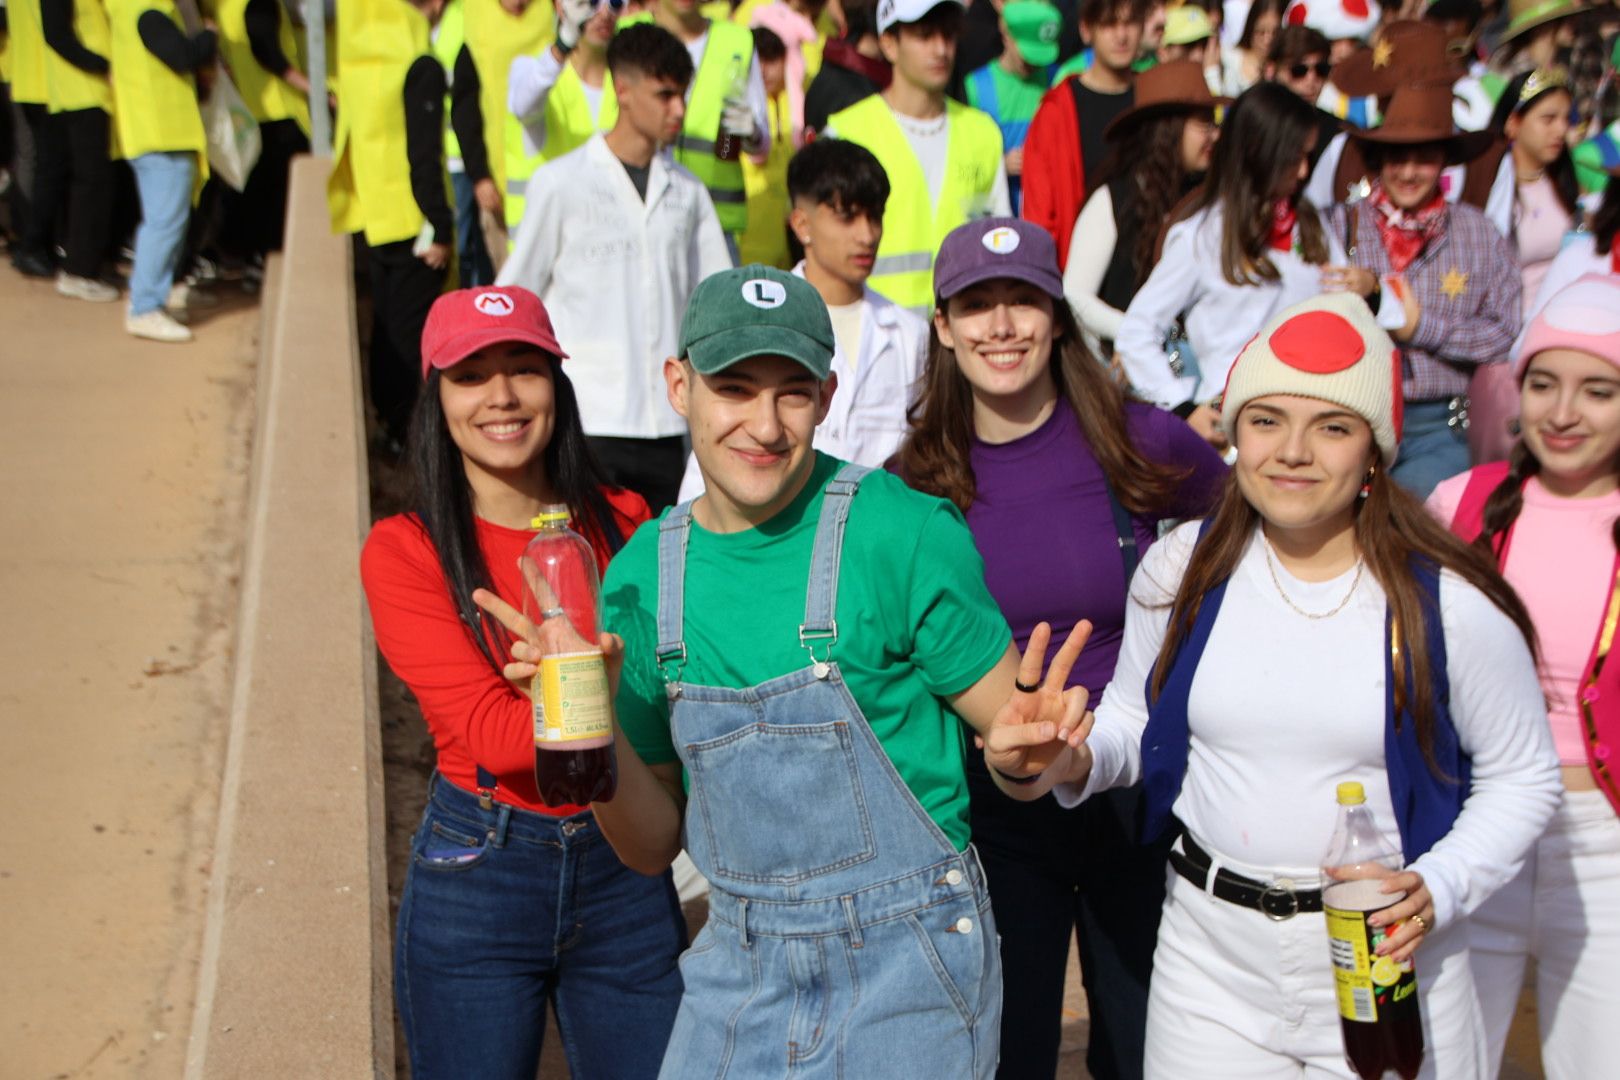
[1288,61,1333,79]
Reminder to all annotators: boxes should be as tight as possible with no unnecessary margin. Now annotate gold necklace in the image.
[1263,540,1364,620]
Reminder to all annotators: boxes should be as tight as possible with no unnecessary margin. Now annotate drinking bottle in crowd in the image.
[1323,781,1424,1080]
[521,505,618,805]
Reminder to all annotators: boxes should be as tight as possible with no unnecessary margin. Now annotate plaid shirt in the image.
[1326,201,1522,402]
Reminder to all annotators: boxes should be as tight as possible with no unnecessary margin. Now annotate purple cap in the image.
[932,218,1064,303]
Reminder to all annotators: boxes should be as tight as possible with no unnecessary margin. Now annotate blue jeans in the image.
[1392,398,1471,502]
[395,774,686,1079]
[128,151,196,315]
[450,170,494,287]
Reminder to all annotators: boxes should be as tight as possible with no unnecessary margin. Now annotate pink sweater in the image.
[1430,473,1620,765]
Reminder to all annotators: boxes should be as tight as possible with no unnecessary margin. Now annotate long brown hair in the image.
[1149,458,1537,772]
[1479,437,1620,556]
[1178,81,1329,285]
[1095,110,1210,289]
[899,299,1193,514]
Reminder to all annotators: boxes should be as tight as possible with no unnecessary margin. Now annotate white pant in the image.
[1146,847,1488,1079]
[1470,787,1620,1080]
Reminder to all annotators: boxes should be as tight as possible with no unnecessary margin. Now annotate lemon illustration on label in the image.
[1370,955,1401,987]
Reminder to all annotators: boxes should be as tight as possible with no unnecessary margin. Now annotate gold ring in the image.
[1410,914,1428,933]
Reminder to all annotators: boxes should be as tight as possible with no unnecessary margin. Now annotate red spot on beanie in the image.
[1343,0,1369,17]
[1269,310,1365,373]
[1287,3,1308,25]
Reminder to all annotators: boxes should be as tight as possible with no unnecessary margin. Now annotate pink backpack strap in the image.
[1449,461,1514,544]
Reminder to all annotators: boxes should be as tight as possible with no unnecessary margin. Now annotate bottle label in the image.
[1325,881,1416,1024]
[531,650,611,745]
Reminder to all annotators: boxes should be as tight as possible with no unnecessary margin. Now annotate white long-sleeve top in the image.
[1063,184,1126,352]
[1059,522,1561,934]
[675,267,929,501]
[1113,203,1343,410]
[496,134,733,439]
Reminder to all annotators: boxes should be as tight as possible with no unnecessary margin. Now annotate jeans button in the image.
[955,917,974,934]
[945,869,964,886]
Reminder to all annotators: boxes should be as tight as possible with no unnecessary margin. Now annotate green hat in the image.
[678,266,836,379]
[1497,0,1581,46]
[1004,0,1063,66]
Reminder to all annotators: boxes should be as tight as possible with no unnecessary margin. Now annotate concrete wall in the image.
[185,155,393,1079]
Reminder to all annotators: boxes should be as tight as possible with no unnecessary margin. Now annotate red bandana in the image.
[1269,199,1297,253]
[1368,181,1447,274]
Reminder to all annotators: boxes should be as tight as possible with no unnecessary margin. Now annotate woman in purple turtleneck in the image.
[896,217,1225,1080]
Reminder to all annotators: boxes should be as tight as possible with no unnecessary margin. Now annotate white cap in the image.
[877,0,965,34]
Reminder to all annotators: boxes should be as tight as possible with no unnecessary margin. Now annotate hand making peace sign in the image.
[982,620,1097,785]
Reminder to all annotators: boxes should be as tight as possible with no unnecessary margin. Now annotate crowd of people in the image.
[7,0,1620,1076]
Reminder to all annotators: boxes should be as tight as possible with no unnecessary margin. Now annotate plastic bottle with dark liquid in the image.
[713,54,747,162]
[1322,781,1423,1080]
[520,506,617,805]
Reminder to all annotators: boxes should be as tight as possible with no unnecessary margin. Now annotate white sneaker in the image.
[126,308,194,343]
[57,272,119,303]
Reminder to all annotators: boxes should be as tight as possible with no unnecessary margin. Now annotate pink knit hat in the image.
[1514,274,1620,380]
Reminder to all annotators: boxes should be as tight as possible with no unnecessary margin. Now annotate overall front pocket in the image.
[687,720,877,885]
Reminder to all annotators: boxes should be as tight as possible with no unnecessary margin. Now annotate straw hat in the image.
[1498,0,1583,46]
[1105,60,1229,140]
[1331,20,1465,99]
[1348,82,1494,163]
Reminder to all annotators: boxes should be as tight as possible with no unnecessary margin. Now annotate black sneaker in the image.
[11,250,54,278]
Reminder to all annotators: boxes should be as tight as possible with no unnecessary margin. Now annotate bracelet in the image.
[992,765,1041,786]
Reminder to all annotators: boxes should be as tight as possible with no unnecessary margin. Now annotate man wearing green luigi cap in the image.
[965,0,1064,213]
[583,264,1091,1075]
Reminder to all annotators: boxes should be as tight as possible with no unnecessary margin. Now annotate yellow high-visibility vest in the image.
[215,0,311,133]
[825,94,1004,313]
[6,0,51,105]
[620,12,751,234]
[738,90,790,268]
[432,0,465,165]
[43,0,113,114]
[327,0,442,247]
[463,0,553,196]
[504,59,615,228]
[106,0,208,194]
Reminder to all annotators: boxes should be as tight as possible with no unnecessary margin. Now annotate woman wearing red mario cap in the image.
[989,291,1560,1077]
[1428,273,1620,1080]
[360,286,685,1078]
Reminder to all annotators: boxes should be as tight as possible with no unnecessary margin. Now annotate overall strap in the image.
[800,463,874,665]
[654,500,698,682]
[1104,480,1141,588]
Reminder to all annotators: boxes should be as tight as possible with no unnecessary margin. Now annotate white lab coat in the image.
[497,134,733,439]
[676,268,929,501]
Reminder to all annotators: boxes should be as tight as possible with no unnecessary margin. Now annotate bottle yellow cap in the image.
[531,509,571,529]
[1336,781,1366,806]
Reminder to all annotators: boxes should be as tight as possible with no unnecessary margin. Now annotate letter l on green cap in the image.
[678,265,838,380]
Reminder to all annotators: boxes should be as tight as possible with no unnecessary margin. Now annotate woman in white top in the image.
[985,292,1562,1079]
[1115,81,1342,449]
[1064,61,1222,361]
[1219,0,1284,97]
[1522,174,1619,328]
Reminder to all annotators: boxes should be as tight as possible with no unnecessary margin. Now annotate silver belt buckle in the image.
[1259,879,1300,921]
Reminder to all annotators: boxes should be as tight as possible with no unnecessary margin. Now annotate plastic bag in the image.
[202,65,262,192]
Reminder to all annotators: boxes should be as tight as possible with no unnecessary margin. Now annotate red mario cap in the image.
[420,286,569,379]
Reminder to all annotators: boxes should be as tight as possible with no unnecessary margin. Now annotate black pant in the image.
[968,755,1168,1080]
[26,106,112,277]
[585,435,686,513]
[366,238,446,441]
[223,117,310,257]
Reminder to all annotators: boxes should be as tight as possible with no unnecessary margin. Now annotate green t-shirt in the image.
[965,59,1051,129]
[604,453,1012,851]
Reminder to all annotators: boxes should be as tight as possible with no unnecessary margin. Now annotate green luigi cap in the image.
[1004,0,1062,66]
[678,265,836,380]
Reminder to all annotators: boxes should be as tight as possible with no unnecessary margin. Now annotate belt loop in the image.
[489,802,512,848]
[737,898,751,949]
[841,895,863,949]
[1200,850,1221,896]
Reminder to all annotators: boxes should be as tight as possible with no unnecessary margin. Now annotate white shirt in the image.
[675,268,929,500]
[1114,202,1343,409]
[1063,183,1126,351]
[1516,232,1612,353]
[497,134,733,439]
[1060,522,1561,933]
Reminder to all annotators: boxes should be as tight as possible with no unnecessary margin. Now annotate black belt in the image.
[1170,833,1324,921]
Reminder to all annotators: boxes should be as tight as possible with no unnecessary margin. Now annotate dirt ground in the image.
[0,266,259,1078]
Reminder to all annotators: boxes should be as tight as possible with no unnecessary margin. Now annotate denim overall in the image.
[654,464,1003,1079]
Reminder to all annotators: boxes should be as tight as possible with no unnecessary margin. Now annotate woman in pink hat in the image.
[360,286,685,1078]
[1428,273,1620,1080]
[989,292,1560,1078]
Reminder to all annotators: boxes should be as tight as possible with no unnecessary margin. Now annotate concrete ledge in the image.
[185,155,392,1079]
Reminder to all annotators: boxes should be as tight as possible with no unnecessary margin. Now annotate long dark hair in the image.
[407,358,626,673]
[1478,434,1620,558]
[1179,81,1329,285]
[1489,71,1580,218]
[1149,457,1537,774]
[1238,0,1285,52]
[1095,109,1209,289]
[898,297,1194,514]
[1593,174,1620,257]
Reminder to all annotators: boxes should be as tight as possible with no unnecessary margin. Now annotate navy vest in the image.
[1138,526,1470,862]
